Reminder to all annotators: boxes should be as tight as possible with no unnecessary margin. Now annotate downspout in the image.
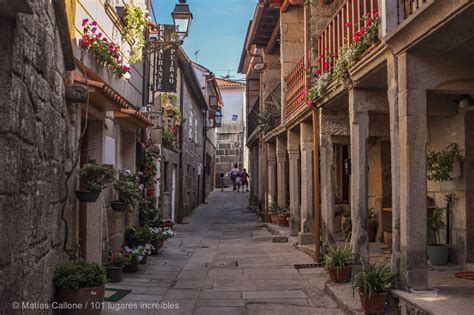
[202,110,207,203]
[177,71,184,223]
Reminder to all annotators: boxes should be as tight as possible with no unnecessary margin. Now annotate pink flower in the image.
[307,98,313,106]
[312,76,318,82]
[82,18,89,26]
[91,21,97,26]
[103,37,108,42]
[324,61,330,70]
[91,27,97,33]
[364,11,370,17]
[360,27,366,35]
[332,52,337,58]
[365,18,372,27]
[345,21,351,28]
[301,88,308,97]
[316,69,321,76]
[123,65,130,72]
[317,54,323,62]
[373,9,378,18]
[353,31,360,42]
[96,32,102,38]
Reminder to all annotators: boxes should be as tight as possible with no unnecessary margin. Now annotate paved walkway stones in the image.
[105,190,342,314]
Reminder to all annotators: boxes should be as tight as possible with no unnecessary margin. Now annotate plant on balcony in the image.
[427,143,463,182]
[123,3,147,64]
[111,170,141,211]
[256,92,281,134]
[79,19,130,79]
[162,127,177,150]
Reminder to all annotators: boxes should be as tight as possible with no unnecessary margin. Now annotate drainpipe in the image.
[202,109,207,203]
[177,72,184,223]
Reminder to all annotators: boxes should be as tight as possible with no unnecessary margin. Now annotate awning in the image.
[115,108,154,129]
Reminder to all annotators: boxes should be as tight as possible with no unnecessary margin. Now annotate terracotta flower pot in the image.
[278,214,289,227]
[327,266,351,283]
[57,285,105,315]
[271,213,279,225]
[75,191,100,203]
[358,291,387,314]
[286,216,291,225]
[106,265,123,283]
[123,259,139,273]
[383,231,392,247]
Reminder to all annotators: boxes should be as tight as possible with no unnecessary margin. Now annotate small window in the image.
[189,111,193,139]
[194,117,198,143]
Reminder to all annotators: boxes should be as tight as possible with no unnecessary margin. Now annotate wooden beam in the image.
[265,17,280,54]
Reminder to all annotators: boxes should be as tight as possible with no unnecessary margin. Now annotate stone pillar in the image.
[258,142,265,204]
[398,53,428,288]
[249,146,256,199]
[276,137,287,208]
[288,129,300,236]
[349,88,370,266]
[267,142,277,206]
[320,118,335,244]
[299,121,315,244]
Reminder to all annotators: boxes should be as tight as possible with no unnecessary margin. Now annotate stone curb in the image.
[324,281,364,315]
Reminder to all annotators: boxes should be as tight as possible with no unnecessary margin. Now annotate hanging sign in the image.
[156,24,178,92]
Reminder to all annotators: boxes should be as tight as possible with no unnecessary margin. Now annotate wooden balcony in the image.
[397,0,429,24]
[284,57,305,119]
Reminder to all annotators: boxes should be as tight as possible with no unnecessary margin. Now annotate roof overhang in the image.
[115,108,153,129]
[178,46,209,111]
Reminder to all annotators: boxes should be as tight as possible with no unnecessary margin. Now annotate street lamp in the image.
[171,0,193,42]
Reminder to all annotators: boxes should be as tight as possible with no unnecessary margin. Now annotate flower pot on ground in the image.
[105,250,126,283]
[125,226,151,247]
[54,260,106,314]
[106,265,123,283]
[271,212,279,225]
[367,208,377,242]
[427,207,449,265]
[352,263,396,314]
[164,219,174,229]
[123,258,139,273]
[139,253,148,264]
[324,241,352,283]
[383,230,392,247]
[76,164,115,203]
[122,246,147,272]
[278,212,290,227]
[149,227,167,255]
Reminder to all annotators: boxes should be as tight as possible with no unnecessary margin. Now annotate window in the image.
[189,111,193,139]
[194,117,198,143]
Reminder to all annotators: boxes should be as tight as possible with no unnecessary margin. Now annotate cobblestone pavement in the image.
[106,190,342,314]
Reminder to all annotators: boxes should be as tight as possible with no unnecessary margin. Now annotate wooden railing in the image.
[284,57,305,119]
[397,0,429,24]
[316,0,379,73]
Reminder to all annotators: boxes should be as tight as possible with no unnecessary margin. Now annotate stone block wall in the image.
[0,1,78,312]
[215,133,243,187]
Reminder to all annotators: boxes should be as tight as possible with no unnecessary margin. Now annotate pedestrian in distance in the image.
[235,172,242,193]
[220,173,225,192]
[240,168,249,192]
[229,163,240,191]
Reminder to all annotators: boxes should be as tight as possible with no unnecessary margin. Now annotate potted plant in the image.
[367,208,377,242]
[122,246,144,272]
[383,226,392,248]
[54,260,106,314]
[352,264,396,314]
[125,226,151,247]
[76,164,115,203]
[105,250,126,283]
[164,219,174,229]
[111,171,141,211]
[341,211,352,240]
[137,244,154,264]
[427,207,449,265]
[163,103,176,118]
[427,143,463,182]
[268,203,280,225]
[149,227,166,255]
[324,241,353,283]
[277,207,290,227]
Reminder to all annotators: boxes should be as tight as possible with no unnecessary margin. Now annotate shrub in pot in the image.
[105,250,126,283]
[111,171,141,211]
[138,243,154,264]
[76,164,115,202]
[149,227,166,255]
[125,226,151,247]
[122,246,144,272]
[54,260,106,314]
[427,207,449,265]
[367,208,377,242]
[324,241,352,283]
[277,207,290,227]
[352,263,396,314]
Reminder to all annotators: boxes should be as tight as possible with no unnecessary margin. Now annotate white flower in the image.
[123,72,131,80]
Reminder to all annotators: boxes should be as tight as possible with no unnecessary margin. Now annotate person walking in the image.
[235,172,242,193]
[220,173,226,191]
[240,168,249,192]
[229,164,240,191]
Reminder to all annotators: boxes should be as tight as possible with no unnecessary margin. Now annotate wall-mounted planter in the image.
[110,200,128,212]
[76,191,100,203]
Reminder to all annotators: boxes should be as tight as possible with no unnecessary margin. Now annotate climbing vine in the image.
[124,3,147,64]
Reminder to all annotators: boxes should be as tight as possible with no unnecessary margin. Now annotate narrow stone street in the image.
[108,190,341,314]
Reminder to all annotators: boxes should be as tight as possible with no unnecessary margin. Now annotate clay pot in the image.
[106,265,123,283]
[383,231,392,247]
[278,214,289,227]
[327,266,352,283]
[75,191,100,203]
[123,259,139,273]
[57,285,105,315]
[367,222,377,242]
[286,216,291,225]
[110,200,128,211]
[271,213,279,225]
[358,291,387,314]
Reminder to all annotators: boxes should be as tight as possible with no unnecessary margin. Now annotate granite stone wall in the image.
[0,1,78,313]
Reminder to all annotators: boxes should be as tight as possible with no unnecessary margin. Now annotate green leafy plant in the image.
[428,207,446,245]
[124,3,146,64]
[139,196,159,226]
[324,241,352,270]
[78,164,115,192]
[143,145,160,188]
[352,263,396,298]
[113,171,141,209]
[427,143,463,182]
[125,226,151,246]
[123,246,145,263]
[54,260,106,290]
[106,250,128,267]
[368,208,377,226]
[162,128,177,150]
[256,92,281,134]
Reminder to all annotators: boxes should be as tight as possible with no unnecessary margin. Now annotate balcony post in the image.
[299,120,315,245]
[276,136,288,208]
[267,142,277,206]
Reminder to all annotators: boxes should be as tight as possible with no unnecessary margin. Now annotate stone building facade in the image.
[215,78,246,187]
[0,0,79,311]
[241,0,474,298]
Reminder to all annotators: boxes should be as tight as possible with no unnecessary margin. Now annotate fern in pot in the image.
[352,263,396,314]
[324,241,353,283]
[427,207,449,265]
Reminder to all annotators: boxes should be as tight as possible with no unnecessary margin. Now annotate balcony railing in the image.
[284,57,305,119]
[397,0,429,24]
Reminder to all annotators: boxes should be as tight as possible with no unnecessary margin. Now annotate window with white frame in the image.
[189,111,193,139]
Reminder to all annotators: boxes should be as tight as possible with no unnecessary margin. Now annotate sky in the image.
[151,0,255,80]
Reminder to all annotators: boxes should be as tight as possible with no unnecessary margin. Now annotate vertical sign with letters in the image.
[156,24,178,92]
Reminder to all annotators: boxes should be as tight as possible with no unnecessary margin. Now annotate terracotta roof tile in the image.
[216,78,245,87]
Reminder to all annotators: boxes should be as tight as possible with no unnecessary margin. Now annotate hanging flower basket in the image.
[76,191,101,203]
[110,200,128,211]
